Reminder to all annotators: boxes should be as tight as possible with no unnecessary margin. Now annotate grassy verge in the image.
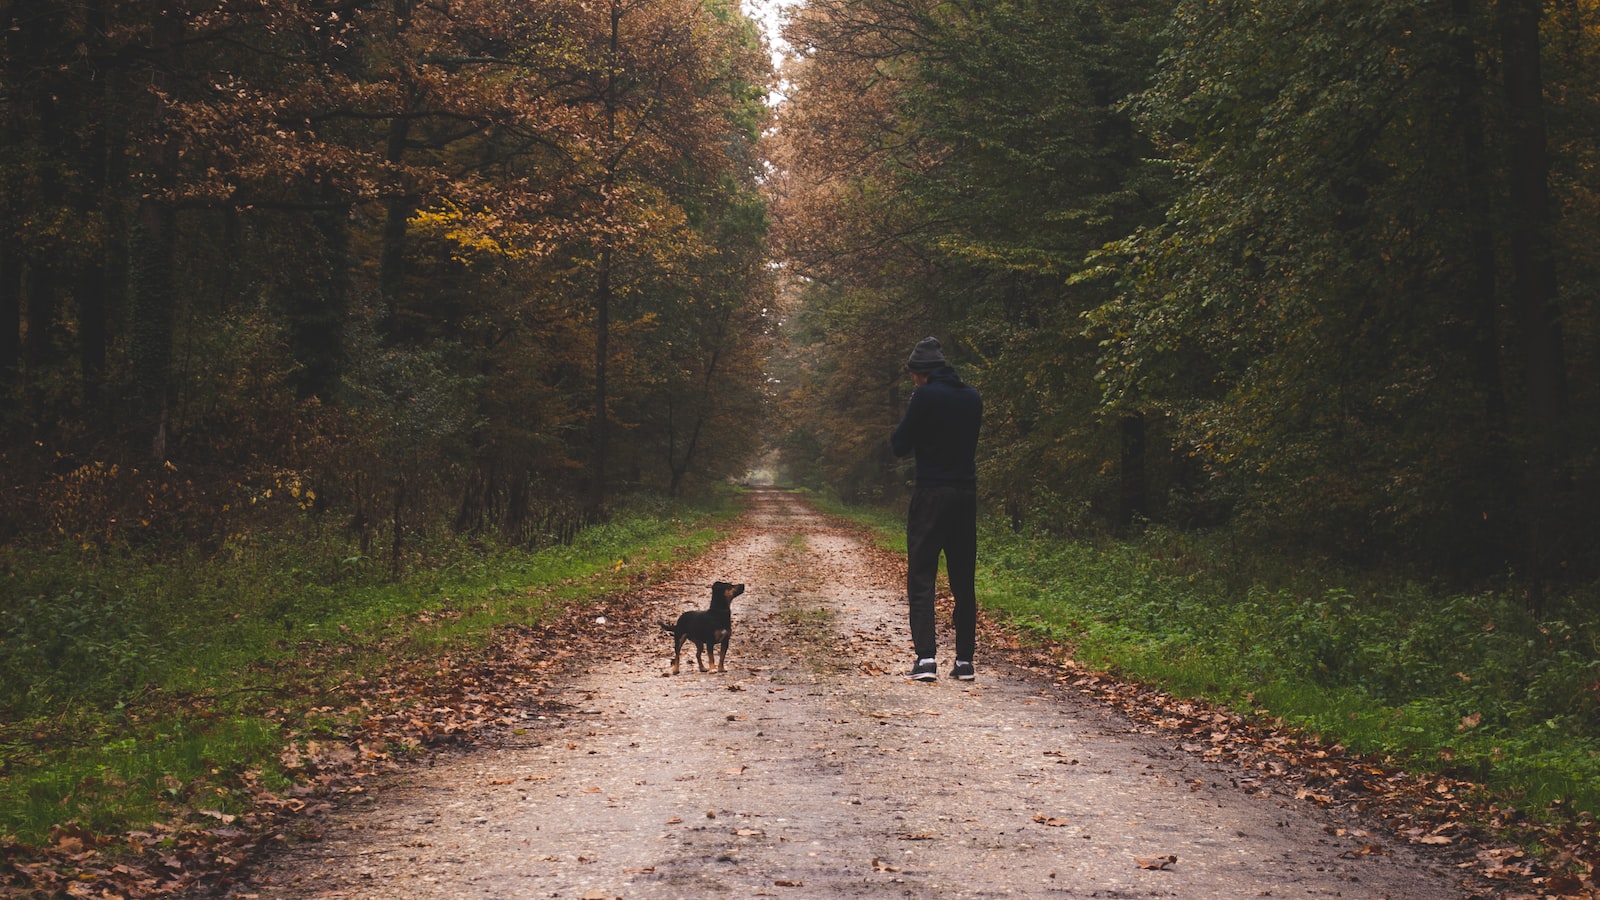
[0,497,739,848]
[823,500,1600,820]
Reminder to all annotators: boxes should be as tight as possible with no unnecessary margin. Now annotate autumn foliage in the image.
[0,0,774,554]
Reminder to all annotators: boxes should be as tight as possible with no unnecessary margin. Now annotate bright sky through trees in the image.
[743,0,798,102]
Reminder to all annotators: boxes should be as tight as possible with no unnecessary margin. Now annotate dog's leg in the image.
[695,642,709,672]
[671,634,684,675]
[714,629,730,672]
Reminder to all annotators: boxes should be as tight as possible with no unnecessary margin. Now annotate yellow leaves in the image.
[409,201,537,262]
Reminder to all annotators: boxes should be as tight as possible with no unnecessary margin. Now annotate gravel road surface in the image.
[235,489,1471,899]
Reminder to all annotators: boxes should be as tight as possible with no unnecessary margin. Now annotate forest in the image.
[5,0,1598,593]
[770,0,1600,597]
[6,0,1600,885]
[1,0,773,558]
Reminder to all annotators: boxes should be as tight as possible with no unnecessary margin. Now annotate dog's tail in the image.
[660,622,676,633]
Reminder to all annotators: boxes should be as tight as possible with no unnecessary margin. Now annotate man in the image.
[890,337,982,682]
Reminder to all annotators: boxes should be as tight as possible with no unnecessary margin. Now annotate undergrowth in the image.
[0,495,738,847]
[980,526,1600,814]
[824,498,1600,821]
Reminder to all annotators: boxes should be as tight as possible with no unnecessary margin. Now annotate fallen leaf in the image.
[1032,815,1070,827]
[1135,855,1177,870]
[1546,874,1585,895]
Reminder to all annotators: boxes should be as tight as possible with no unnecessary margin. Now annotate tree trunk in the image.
[379,115,413,337]
[128,3,183,459]
[667,312,729,499]
[0,16,19,403]
[23,264,55,425]
[1498,0,1569,601]
[77,264,108,415]
[128,199,177,454]
[290,204,351,399]
[588,0,623,517]
[0,248,19,402]
[1119,412,1147,531]
[390,475,407,579]
[591,242,611,514]
[73,0,113,420]
[26,82,66,429]
[1450,0,1512,563]
[91,49,133,429]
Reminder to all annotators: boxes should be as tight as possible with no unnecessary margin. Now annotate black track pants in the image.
[905,485,978,662]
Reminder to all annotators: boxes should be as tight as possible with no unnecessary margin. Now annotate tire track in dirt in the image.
[233,489,1470,898]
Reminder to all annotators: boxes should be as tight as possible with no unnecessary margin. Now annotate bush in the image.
[0,589,155,712]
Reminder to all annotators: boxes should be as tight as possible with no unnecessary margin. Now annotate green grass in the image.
[824,501,1600,819]
[0,497,739,847]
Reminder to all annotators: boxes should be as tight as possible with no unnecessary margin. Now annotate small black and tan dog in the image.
[661,581,745,674]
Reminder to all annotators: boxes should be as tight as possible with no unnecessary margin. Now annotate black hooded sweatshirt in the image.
[890,367,982,488]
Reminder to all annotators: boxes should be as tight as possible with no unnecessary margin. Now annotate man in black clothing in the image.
[890,337,982,682]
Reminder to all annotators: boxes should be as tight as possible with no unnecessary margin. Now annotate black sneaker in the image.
[951,660,975,681]
[910,658,938,681]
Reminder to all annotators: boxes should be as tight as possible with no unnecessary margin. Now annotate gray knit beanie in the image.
[908,336,940,371]
[906,337,946,373]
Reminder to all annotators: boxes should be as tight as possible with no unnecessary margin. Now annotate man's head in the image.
[906,337,945,377]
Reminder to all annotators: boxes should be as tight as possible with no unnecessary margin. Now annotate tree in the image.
[1497,0,1570,596]
[1096,0,1600,577]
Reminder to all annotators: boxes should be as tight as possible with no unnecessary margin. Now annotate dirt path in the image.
[234,490,1471,899]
